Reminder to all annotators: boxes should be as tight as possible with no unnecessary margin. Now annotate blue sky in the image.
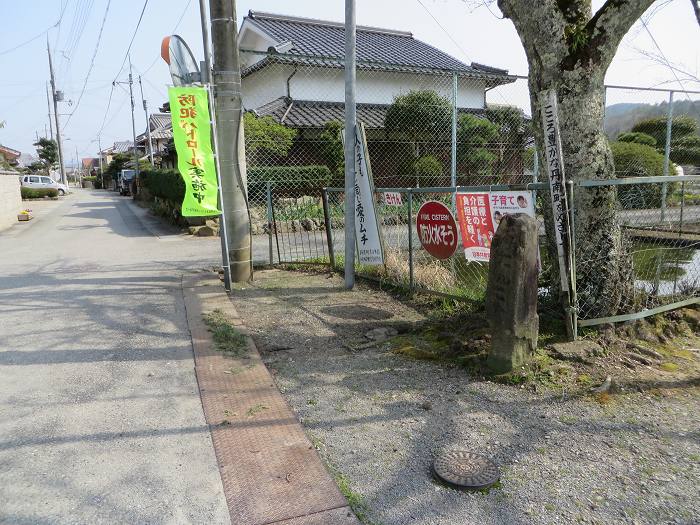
[1,0,698,164]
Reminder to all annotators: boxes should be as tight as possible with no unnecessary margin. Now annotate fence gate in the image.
[267,186,333,265]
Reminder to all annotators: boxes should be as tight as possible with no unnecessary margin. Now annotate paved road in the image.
[0,190,230,523]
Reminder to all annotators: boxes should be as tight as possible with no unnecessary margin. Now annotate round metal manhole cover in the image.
[432,451,500,489]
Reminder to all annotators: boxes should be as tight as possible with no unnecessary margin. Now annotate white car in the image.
[20,175,69,196]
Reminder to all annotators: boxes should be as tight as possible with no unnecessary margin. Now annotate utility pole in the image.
[138,76,154,166]
[344,0,357,289]
[199,0,232,290]
[76,146,80,186]
[97,135,103,178]
[209,0,252,282]
[45,82,54,140]
[128,57,139,179]
[47,39,66,185]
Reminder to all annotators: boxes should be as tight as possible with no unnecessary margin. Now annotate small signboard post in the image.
[353,123,384,265]
[416,201,458,260]
[540,89,574,337]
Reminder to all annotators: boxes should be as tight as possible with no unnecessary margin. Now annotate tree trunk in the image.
[498,0,654,318]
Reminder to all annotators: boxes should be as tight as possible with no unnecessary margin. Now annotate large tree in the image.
[33,138,59,175]
[496,0,661,318]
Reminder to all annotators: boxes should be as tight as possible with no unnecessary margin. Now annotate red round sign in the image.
[416,200,458,259]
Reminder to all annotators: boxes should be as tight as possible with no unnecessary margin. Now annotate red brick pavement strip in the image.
[182,274,360,525]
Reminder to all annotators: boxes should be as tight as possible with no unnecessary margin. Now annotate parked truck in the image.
[118,169,136,196]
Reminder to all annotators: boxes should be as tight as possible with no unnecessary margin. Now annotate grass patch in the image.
[333,470,380,525]
[245,404,269,417]
[660,362,680,372]
[594,392,612,405]
[202,309,247,357]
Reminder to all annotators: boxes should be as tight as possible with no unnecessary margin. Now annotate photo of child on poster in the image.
[456,191,536,262]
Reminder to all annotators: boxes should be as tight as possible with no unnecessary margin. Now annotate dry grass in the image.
[381,249,454,292]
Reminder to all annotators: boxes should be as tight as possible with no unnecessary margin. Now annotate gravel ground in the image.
[230,268,700,525]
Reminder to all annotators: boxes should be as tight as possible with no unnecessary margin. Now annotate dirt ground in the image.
[229,268,700,525]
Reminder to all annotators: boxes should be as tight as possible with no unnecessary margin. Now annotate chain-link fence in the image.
[241,48,700,333]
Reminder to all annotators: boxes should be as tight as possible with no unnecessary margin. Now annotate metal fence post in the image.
[321,188,336,268]
[451,71,457,189]
[661,90,674,223]
[407,189,414,292]
[567,180,577,340]
[266,181,273,265]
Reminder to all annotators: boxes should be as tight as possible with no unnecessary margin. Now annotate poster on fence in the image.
[455,191,536,262]
[168,86,220,217]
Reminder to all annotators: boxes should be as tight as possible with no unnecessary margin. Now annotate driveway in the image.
[0,190,229,523]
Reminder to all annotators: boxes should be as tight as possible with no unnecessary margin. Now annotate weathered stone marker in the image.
[485,213,539,373]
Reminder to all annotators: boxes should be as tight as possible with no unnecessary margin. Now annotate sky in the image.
[0,0,698,165]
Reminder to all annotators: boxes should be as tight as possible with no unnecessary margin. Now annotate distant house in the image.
[237,11,519,185]
[0,144,21,167]
[100,141,134,167]
[136,113,173,166]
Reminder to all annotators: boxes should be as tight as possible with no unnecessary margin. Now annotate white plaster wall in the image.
[0,173,22,232]
[242,65,486,110]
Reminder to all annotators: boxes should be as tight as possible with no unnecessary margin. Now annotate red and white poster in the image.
[416,201,458,260]
[456,191,536,262]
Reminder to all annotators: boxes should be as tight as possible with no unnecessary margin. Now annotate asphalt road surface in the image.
[0,190,230,523]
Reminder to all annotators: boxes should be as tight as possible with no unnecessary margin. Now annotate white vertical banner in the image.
[540,89,570,292]
[353,122,384,265]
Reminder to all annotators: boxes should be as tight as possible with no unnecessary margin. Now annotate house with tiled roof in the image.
[136,113,173,165]
[238,11,515,129]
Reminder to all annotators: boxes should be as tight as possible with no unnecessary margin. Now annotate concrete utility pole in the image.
[344,0,357,289]
[47,39,66,185]
[138,76,155,166]
[209,0,252,282]
[128,57,139,179]
[97,135,103,177]
[45,82,54,140]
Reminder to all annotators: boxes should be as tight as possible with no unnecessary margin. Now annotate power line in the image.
[414,0,472,62]
[141,0,192,76]
[0,2,68,57]
[114,0,150,80]
[63,0,112,129]
[639,18,691,100]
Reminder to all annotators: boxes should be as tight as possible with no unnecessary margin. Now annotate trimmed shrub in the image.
[617,132,657,147]
[412,155,443,183]
[248,165,332,202]
[138,169,185,207]
[632,115,697,146]
[21,187,58,199]
[610,141,670,209]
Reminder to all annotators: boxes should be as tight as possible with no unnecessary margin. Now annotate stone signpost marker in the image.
[486,213,539,373]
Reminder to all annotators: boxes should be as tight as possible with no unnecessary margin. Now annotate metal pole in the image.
[139,76,155,167]
[128,56,139,183]
[451,71,457,188]
[567,180,577,340]
[97,135,103,177]
[209,0,252,283]
[661,90,674,222]
[45,82,54,140]
[47,39,66,186]
[321,188,336,268]
[408,190,414,291]
[266,181,273,265]
[344,0,357,289]
[199,0,213,80]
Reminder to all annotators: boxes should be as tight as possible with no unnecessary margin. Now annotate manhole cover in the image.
[432,451,500,489]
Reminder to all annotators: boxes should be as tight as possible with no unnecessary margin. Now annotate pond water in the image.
[632,241,700,296]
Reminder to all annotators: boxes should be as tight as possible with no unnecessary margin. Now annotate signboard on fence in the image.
[455,191,536,262]
[540,89,570,292]
[416,201,458,260]
[168,86,220,217]
[353,123,384,265]
[383,191,403,207]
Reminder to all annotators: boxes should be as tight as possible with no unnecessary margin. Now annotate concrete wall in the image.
[0,172,22,232]
[242,64,486,111]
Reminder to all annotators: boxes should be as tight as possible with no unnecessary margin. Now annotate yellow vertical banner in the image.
[168,86,220,216]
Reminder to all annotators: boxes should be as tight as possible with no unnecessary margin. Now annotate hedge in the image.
[611,141,671,209]
[21,187,58,199]
[138,169,185,207]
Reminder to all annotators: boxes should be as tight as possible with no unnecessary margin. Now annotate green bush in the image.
[21,187,58,199]
[632,116,697,146]
[610,141,669,209]
[82,176,97,182]
[248,165,332,202]
[138,169,185,207]
[617,132,657,147]
[412,155,443,183]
